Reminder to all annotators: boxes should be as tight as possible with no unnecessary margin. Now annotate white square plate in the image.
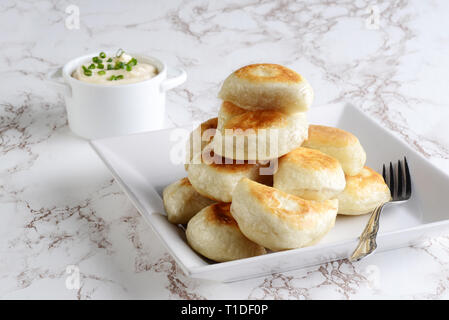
[90,104,449,282]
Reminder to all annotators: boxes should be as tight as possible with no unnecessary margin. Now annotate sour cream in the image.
[73,52,158,85]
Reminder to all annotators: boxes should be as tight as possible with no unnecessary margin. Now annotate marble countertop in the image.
[1,0,449,299]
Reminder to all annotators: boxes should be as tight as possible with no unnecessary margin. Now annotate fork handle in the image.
[349,203,386,262]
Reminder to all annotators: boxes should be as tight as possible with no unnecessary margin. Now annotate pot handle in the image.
[161,67,186,92]
[46,67,72,97]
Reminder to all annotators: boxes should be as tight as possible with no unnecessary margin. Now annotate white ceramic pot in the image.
[49,52,186,139]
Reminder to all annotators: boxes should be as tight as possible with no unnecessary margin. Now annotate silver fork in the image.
[349,157,412,262]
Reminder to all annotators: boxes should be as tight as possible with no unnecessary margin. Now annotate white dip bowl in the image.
[50,52,186,139]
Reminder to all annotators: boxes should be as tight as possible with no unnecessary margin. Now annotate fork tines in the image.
[382,157,412,201]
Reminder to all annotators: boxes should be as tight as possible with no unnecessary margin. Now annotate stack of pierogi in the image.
[163,64,391,262]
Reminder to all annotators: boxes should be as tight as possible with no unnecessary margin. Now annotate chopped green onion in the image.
[99,52,106,59]
[127,58,137,67]
[82,65,92,76]
[98,70,106,75]
[108,74,124,81]
[107,58,113,62]
[107,64,113,70]
[114,61,125,69]
[126,65,132,71]
[97,63,104,69]
[88,63,95,69]
[92,57,102,63]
